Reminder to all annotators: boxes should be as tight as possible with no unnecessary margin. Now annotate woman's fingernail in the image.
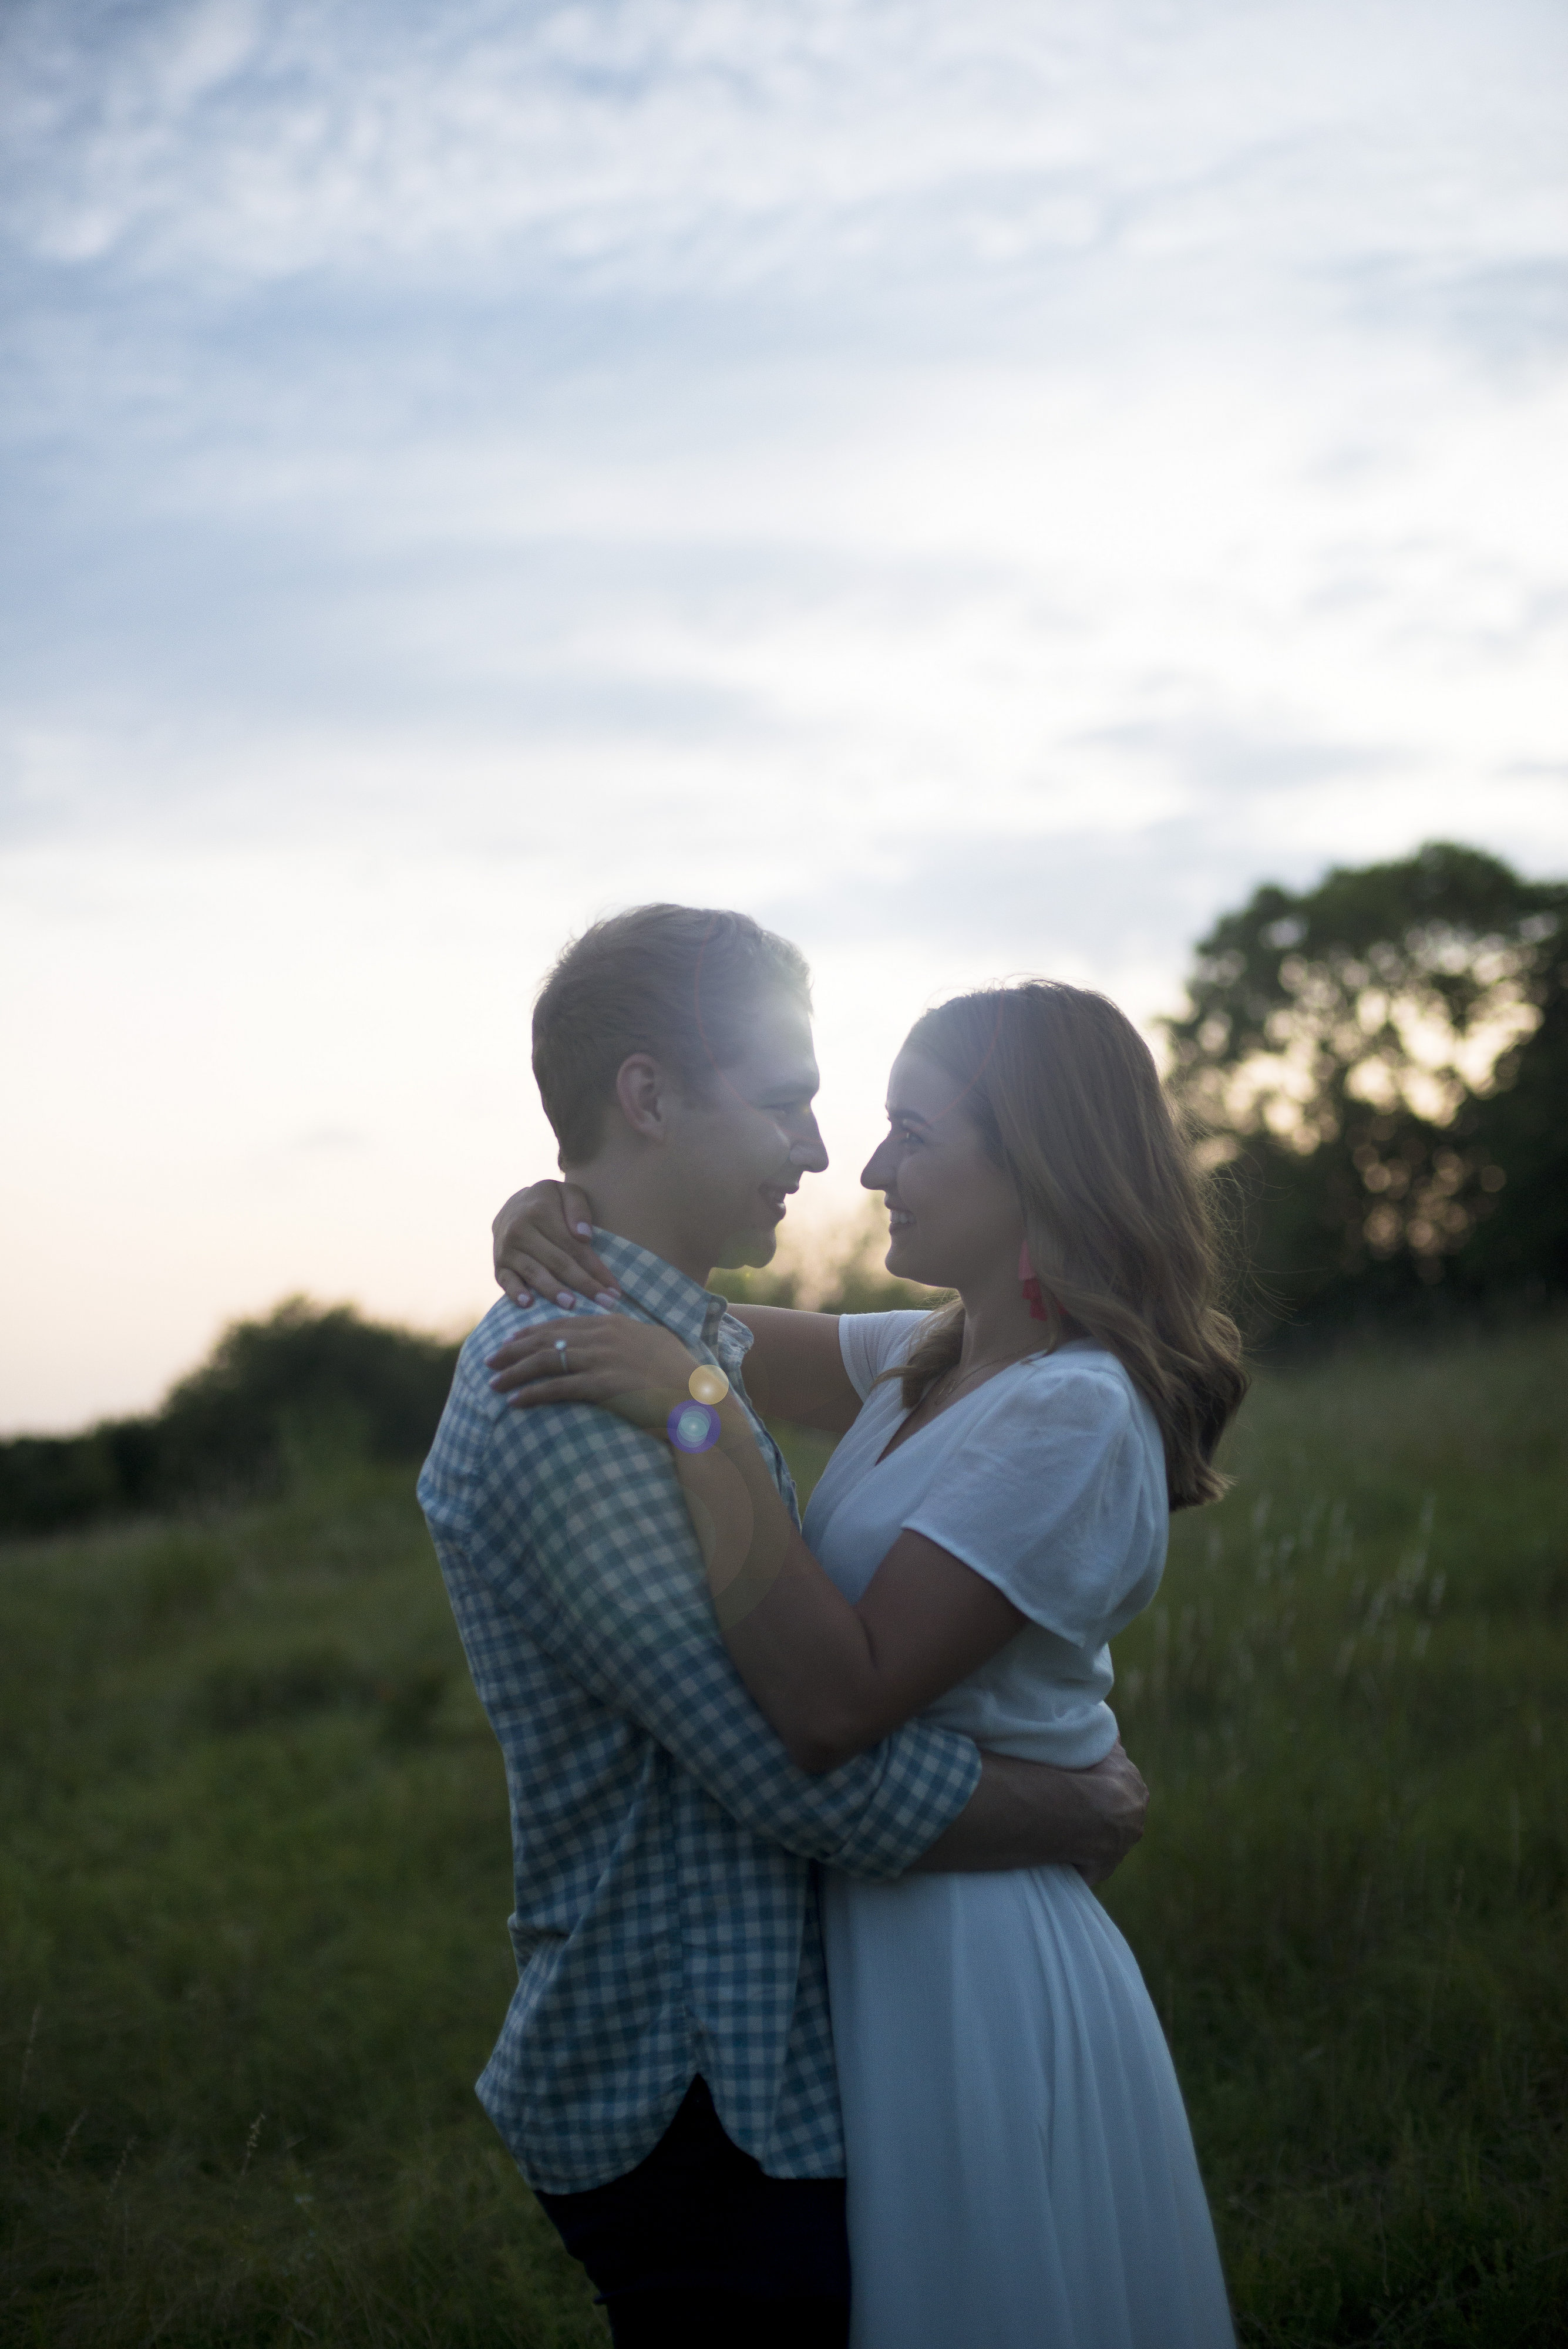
[595,1290,618,1307]
[516,1291,532,1306]
[574,1221,594,1237]
[556,1291,576,1309]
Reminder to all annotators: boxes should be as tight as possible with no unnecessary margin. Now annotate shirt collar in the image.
[591,1228,753,1363]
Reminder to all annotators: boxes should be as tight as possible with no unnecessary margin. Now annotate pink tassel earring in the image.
[1018,1241,1052,1323]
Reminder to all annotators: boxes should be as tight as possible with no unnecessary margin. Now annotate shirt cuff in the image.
[826,1722,981,1880]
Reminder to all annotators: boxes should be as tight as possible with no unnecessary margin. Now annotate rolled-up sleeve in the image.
[475,1398,980,1879]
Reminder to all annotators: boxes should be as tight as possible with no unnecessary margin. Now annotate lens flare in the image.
[668,1400,722,1453]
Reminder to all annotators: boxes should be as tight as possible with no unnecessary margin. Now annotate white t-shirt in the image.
[800,1311,1169,1767]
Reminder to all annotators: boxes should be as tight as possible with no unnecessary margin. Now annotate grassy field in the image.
[2,1319,1565,2345]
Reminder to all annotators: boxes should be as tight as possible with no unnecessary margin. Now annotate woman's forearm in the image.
[668,1398,1022,1773]
[674,1409,1152,1877]
[728,1307,863,1431]
[669,1399,889,1770]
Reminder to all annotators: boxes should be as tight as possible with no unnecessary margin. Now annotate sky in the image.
[3,0,1566,1431]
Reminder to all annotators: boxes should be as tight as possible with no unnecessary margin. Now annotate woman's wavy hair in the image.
[891,982,1247,1510]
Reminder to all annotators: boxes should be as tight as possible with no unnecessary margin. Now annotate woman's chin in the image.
[884,1236,927,1284]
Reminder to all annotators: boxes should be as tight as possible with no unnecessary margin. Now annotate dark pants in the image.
[535,2078,851,2347]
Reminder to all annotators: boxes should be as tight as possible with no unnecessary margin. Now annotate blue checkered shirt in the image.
[418,1231,981,2194]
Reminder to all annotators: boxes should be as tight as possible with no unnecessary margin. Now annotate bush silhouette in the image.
[0,1299,460,1537]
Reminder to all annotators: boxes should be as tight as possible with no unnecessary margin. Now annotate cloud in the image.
[1,0,1565,1425]
[3,0,1562,321]
[754,731,1405,973]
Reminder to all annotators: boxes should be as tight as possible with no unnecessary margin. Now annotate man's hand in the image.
[911,1741,1148,1884]
[1061,1742,1149,1885]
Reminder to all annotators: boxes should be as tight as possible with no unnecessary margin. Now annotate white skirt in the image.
[821,1862,1235,2349]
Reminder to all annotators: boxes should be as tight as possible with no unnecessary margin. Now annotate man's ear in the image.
[613,1052,672,1142]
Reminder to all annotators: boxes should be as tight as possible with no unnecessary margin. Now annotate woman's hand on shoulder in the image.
[486,1310,696,1433]
[493,1180,620,1311]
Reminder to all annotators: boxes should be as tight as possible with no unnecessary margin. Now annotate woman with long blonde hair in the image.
[489,976,1243,2348]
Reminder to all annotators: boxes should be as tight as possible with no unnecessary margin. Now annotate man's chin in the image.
[714,1226,779,1272]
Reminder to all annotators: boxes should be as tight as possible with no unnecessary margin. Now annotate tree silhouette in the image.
[1165,842,1568,1332]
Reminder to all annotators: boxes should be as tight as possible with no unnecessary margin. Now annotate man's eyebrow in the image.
[884,1103,932,1126]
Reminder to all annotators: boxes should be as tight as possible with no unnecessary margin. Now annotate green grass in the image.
[0,1466,600,2346]
[3,1322,1566,2344]
[1103,1320,1568,2347]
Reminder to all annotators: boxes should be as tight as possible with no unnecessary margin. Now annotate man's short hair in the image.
[532,904,813,1165]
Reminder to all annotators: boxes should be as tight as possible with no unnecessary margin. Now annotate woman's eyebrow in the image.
[884,1104,932,1126]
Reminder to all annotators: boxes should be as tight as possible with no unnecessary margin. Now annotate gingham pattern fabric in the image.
[419,1230,981,2195]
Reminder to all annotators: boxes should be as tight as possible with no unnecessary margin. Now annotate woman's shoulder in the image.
[844,1306,934,1352]
[1001,1342,1159,1452]
[836,1307,937,1397]
[1020,1340,1138,1401]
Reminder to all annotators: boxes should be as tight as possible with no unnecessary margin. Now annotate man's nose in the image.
[787,1115,829,1173]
